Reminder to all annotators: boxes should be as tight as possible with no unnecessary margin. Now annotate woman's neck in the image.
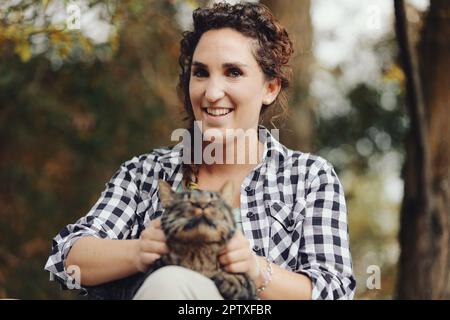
[194,138,264,208]
[199,139,264,177]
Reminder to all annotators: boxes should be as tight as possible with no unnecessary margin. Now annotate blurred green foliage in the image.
[316,49,408,298]
[0,0,191,299]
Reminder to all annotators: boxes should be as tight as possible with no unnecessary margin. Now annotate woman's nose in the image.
[204,78,225,102]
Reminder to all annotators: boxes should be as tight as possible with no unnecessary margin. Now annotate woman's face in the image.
[189,28,280,142]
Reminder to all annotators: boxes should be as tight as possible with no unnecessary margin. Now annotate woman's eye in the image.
[192,68,208,77]
[228,68,242,78]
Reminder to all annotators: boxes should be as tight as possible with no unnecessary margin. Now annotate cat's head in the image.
[158,180,236,247]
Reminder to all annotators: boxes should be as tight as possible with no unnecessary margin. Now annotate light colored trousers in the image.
[133,266,224,300]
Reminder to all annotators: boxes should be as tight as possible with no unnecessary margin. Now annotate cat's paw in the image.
[212,272,256,300]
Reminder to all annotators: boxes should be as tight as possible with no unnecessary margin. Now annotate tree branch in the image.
[394,0,431,214]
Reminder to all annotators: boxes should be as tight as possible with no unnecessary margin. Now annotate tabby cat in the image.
[152,179,256,300]
[86,179,256,300]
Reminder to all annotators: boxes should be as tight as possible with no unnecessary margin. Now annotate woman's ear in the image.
[262,77,281,105]
[158,180,175,208]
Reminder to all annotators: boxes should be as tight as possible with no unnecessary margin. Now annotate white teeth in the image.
[205,108,232,116]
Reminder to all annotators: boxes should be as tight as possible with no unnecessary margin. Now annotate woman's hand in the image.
[133,218,169,273]
[218,230,260,281]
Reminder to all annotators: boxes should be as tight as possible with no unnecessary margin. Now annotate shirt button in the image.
[288,219,295,227]
[252,245,260,252]
[245,186,252,192]
[246,212,254,218]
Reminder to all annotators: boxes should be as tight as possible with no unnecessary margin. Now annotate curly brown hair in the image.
[177,1,294,188]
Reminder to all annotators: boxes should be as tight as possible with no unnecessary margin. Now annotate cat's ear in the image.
[158,180,175,208]
[219,180,234,206]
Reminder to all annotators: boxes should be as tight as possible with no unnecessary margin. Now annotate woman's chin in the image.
[202,127,228,143]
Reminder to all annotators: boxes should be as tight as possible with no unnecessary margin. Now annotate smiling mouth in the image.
[203,107,234,117]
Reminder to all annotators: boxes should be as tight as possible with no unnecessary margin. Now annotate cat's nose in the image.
[194,208,203,216]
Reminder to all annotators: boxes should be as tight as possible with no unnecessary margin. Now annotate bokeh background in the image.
[1,0,448,299]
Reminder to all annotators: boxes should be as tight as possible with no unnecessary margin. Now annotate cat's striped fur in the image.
[153,180,256,300]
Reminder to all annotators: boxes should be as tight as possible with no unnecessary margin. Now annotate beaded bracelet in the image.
[256,257,273,295]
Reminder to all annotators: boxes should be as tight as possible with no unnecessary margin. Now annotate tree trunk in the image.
[260,0,315,152]
[396,0,450,299]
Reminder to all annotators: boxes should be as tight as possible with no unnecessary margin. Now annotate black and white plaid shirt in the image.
[45,127,356,299]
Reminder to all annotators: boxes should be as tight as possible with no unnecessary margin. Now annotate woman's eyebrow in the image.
[192,61,206,68]
[192,61,248,69]
[222,62,248,69]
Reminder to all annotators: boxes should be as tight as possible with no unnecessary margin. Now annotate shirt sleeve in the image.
[44,157,141,289]
[297,160,356,299]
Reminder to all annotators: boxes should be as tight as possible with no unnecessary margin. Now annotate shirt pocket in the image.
[267,200,305,270]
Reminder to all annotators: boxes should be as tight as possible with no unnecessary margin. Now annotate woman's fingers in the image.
[141,223,166,242]
[139,252,161,266]
[219,247,251,265]
[133,218,168,272]
[140,239,169,255]
[150,218,162,229]
[219,231,259,278]
[149,228,167,242]
[223,260,251,274]
[220,231,249,254]
[220,250,260,279]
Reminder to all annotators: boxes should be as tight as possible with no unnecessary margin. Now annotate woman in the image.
[45,1,355,300]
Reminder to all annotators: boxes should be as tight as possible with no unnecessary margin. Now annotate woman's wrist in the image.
[252,256,267,286]
[254,256,273,296]
[129,239,140,272]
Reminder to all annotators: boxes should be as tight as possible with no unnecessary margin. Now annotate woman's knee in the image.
[133,266,223,300]
[144,266,190,288]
